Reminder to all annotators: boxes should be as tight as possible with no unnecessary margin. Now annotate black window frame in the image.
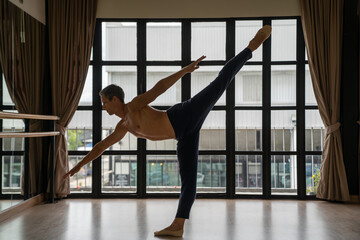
[22,16,318,200]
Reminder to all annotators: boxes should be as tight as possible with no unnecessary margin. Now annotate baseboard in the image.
[0,193,44,223]
[350,195,359,203]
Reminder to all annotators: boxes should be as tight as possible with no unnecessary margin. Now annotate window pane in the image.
[271,110,297,151]
[197,155,226,193]
[102,22,137,61]
[147,66,181,105]
[235,111,262,151]
[271,155,297,195]
[235,155,262,195]
[2,156,23,194]
[2,111,24,151]
[103,66,137,103]
[147,139,177,151]
[102,155,137,193]
[236,20,263,62]
[146,155,180,193]
[306,155,321,195]
[69,155,92,193]
[271,65,296,106]
[199,111,226,150]
[102,111,137,150]
[67,111,92,151]
[191,66,225,105]
[147,22,181,61]
[79,66,92,106]
[305,110,324,151]
[2,74,14,105]
[191,22,226,61]
[235,65,262,106]
[305,64,317,106]
[271,20,296,61]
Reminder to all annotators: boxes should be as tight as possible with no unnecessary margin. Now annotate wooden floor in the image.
[0,199,359,240]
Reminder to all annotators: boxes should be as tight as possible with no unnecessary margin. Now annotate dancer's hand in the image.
[183,56,206,73]
[63,164,82,179]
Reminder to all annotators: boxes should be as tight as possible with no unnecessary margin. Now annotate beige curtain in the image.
[300,0,350,201]
[0,1,46,196]
[48,0,97,198]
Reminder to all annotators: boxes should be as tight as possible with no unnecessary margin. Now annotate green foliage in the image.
[306,167,320,195]
[67,130,84,150]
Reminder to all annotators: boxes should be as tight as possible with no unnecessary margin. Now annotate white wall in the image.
[7,0,300,25]
[9,0,45,24]
[97,0,300,19]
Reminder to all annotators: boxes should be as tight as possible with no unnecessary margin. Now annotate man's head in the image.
[99,84,125,103]
[99,84,125,116]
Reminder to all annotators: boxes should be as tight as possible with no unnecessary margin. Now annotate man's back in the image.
[121,104,176,141]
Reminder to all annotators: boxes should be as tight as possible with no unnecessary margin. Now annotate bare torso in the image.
[121,105,176,141]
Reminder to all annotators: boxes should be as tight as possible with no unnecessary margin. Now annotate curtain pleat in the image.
[300,0,350,201]
[48,0,97,198]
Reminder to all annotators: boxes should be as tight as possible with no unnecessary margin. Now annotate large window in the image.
[0,73,24,195]
[64,17,322,199]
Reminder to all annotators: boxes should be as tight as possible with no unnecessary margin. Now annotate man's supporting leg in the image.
[154,133,199,237]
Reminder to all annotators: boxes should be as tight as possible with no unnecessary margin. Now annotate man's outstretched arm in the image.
[63,121,128,179]
[128,56,206,111]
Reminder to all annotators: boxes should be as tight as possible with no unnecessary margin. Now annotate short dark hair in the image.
[99,84,125,103]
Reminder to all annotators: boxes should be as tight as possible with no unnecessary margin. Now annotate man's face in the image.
[101,95,115,115]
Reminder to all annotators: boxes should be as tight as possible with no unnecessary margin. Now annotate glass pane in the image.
[2,156,23,194]
[199,111,226,150]
[271,65,296,106]
[69,155,92,193]
[235,155,262,195]
[102,111,137,150]
[191,66,225,106]
[235,111,262,151]
[102,22,137,61]
[271,110,297,151]
[147,139,177,151]
[79,66,92,106]
[147,66,181,105]
[101,155,137,193]
[2,111,24,151]
[271,155,297,195]
[236,20,263,62]
[271,20,296,61]
[147,22,181,61]
[305,64,317,106]
[306,155,321,195]
[197,155,226,193]
[102,66,137,103]
[2,75,14,105]
[235,65,263,106]
[305,110,324,151]
[146,155,180,193]
[67,111,92,151]
[191,22,226,61]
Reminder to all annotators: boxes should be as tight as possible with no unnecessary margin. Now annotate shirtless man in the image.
[63,25,271,237]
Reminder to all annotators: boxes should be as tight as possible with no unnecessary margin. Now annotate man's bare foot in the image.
[154,218,185,237]
[247,25,272,52]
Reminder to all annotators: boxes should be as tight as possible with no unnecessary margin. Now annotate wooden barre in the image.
[0,111,60,120]
[0,131,60,138]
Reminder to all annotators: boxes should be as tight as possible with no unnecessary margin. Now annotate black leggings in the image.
[166,48,252,219]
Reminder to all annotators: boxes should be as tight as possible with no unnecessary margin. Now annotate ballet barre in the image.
[0,111,60,203]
